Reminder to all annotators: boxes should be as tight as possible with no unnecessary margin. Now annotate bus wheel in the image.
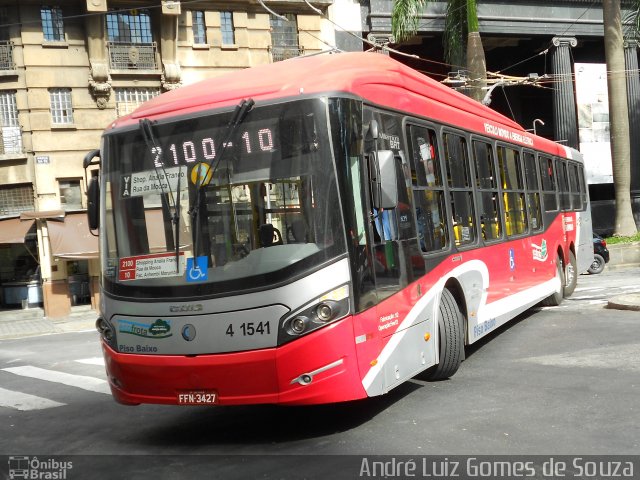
[426,289,465,381]
[542,257,564,306]
[563,250,577,297]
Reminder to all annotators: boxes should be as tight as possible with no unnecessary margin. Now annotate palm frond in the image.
[391,0,430,43]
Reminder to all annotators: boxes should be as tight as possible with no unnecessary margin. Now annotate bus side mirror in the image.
[370,150,398,210]
[87,176,100,231]
[83,149,100,169]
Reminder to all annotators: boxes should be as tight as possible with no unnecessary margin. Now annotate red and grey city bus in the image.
[84,52,592,406]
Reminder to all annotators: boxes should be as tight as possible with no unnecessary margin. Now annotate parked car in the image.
[588,233,610,274]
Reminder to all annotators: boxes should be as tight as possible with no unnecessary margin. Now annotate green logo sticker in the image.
[119,319,172,338]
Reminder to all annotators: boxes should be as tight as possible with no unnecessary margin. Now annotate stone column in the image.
[85,1,111,109]
[160,1,182,91]
[624,39,640,226]
[551,36,579,149]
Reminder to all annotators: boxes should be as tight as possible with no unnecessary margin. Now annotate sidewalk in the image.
[0,305,98,340]
[607,293,640,312]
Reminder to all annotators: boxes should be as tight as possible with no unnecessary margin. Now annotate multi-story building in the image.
[0,0,362,319]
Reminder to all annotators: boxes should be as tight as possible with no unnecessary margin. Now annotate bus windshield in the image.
[101,98,346,298]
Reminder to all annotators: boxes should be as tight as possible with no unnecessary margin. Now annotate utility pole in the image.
[603,0,638,235]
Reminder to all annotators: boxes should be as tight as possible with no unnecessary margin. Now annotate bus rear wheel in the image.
[542,257,564,306]
[425,289,465,381]
[563,250,577,297]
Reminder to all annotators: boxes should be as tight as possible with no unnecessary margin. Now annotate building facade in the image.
[0,0,348,318]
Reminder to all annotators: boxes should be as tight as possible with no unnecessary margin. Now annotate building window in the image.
[49,88,73,125]
[220,11,235,45]
[59,179,82,210]
[106,10,157,70]
[107,9,152,43]
[0,90,21,154]
[0,7,14,71]
[192,11,207,44]
[41,6,65,42]
[0,7,9,41]
[115,87,159,117]
[270,14,302,61]
[0,184,33,217]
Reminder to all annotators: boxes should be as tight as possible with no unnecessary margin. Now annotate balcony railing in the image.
[108,41,158,71]
[0,40,15,70]
[269,46,305,63]
[0,127,23,155]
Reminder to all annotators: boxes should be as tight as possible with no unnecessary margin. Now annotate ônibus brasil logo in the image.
[8,456,72,479]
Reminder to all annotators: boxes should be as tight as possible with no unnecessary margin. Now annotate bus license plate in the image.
[177,391,218,405]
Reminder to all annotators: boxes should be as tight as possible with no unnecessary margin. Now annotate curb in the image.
[607,293,640,312]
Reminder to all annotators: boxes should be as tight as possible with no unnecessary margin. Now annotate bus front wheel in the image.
[426,289,465,381]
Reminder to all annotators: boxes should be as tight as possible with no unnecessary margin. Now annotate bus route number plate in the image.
[177,390,218,405]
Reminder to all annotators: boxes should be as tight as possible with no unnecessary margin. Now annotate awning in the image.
[20,210,65,220]
[0,218,35,244]
[47,213,99,259]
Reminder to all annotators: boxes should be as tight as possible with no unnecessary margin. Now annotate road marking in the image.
[2,366,111,395]
[0,387,65,411]
[75,357,104,366]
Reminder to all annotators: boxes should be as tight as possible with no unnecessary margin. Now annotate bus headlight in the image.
[278,285,350,345]
[96,317,117,348]
[316,303,333,321]
[291,316,308,334]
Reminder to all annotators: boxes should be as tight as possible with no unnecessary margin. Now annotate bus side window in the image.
[473,140,502,241]
[568,162,581,210]
[523,151,543,232]
[407,125,448,252]
[444,132,476,246]
[539,155,558,211]
[555,158,571,211]
[498,145,528,237]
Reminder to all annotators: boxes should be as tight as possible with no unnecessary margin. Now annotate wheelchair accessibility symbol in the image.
[186,256,208,282]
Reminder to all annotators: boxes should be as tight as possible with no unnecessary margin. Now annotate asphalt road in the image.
[1,267,639,479]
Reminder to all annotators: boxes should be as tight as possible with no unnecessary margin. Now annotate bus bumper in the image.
[101,318,367,406]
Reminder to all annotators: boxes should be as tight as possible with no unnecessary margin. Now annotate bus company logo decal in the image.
[169,304,203,313]
[483,122,534,146]
[118,319,173,338]
[532,240,548,262]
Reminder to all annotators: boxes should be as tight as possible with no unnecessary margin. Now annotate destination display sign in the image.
[118,252,185,281]
[121,166,186,198]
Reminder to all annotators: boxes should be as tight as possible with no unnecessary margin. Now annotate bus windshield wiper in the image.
[190,98,254,260]
[140,118,182,272]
